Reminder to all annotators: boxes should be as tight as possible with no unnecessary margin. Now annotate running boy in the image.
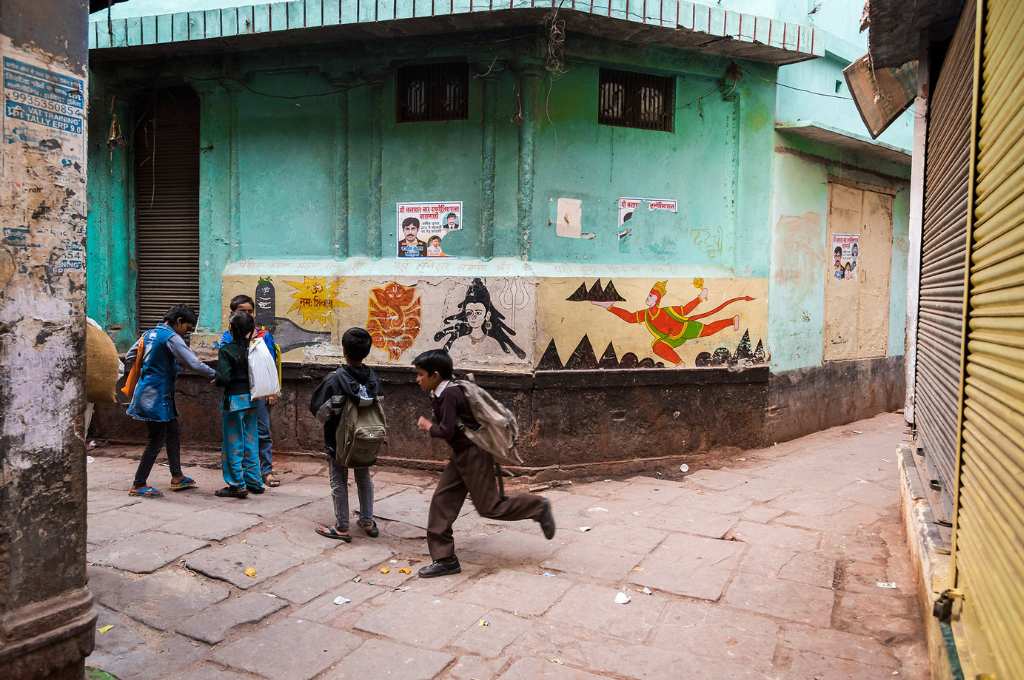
[215,311,264,498]
[412,349,555,578]
[125,304,216,498]
[218,294,281,487]
[309,327,380,541]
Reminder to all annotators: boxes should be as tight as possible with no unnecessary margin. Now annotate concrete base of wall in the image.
[767,356,906,443]
[92,364,770,476]
[898,442,954,680]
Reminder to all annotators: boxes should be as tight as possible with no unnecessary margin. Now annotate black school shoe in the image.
[215,486,248,499]
[418,557,461,578]
[537,499,556,539]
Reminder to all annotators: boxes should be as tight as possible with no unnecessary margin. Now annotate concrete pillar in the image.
[0,1,94,678]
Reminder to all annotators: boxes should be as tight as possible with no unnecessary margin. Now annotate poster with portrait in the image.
[831,233,860,281]
[396,201,463,258]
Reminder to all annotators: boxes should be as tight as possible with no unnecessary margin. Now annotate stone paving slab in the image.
[89,626,207,680]
[446,654,508,680]
[87,510,162,545]
[498,658,609,680]
[459,529,563,566]
[88,565,231,631]
[355,592,488,649]
[543,584,666,644]
[268,560,357,604]
[329,542,397,571]
[87,493,141,515]
[628,533,743,600]
[161,508,264,541]
[373,488,471,529]
[777,551,836,589]
[723,571,835,627]
[90,531,209,574]
[648,599,778,672]
[451,609,531,658]
[294,582,388,625]
[184,543,305,588]
[780,624,900,670]
[635,505,737,539]
[177,592,289,644]
[179,664,258,680]
[541,541,645,582]
[730,520,822,551]
[323,639,454,680]
[454,569,572,617]
[211,618,361,680]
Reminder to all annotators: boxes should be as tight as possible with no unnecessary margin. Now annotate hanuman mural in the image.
[591,279,753,365]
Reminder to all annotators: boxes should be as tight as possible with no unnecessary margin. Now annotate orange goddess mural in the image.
[367,281,422,360]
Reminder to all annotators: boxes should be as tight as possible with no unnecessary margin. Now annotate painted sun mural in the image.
[284,277,347,327]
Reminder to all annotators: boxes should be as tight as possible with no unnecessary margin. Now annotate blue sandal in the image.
[170,477,197,491]
[129,485,163,498]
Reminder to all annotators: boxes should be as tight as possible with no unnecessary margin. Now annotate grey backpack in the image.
[453,376,524,466]
[335,396,387,467]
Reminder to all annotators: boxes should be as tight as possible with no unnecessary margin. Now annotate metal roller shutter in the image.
[914,0,975,515]
[133,88,201,332]
[953,0,1024,676]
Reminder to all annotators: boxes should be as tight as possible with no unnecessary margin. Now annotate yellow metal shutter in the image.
[953,0,1024,677]
[916,0,975,515]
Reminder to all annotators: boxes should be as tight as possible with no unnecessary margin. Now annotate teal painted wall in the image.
[768,132,910,373]
[88,35,782,344]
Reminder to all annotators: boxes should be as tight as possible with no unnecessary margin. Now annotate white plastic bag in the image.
[248,336,280,399]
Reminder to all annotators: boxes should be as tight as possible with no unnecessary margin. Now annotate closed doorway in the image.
[133,87,201,332]
[824,182,894,361]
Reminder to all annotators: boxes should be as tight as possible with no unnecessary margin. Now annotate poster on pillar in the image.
[0,38,87,298]
[396,201,462,258]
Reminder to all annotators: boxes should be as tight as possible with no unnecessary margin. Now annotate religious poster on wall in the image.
[831,233,860,281]
[396,201,462,258]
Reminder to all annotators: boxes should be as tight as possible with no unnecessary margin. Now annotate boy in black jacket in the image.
[413,349,555,578]
[309,328,380,542]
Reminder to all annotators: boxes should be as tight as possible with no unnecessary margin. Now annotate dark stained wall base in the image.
[91,364,770,475]
[92,358,905,475]
[766,356,906,444]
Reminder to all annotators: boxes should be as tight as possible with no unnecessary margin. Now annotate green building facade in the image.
[85,0,913,468]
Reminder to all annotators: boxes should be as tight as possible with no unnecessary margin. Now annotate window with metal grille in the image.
[397,63,469,122]
[598,69,675,132]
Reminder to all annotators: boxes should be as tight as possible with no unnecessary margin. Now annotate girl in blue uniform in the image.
[125,305,216,498]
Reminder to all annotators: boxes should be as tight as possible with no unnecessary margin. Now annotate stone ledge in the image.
[897,443,952,680]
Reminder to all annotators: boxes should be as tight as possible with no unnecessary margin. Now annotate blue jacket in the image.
[127,323,216,422]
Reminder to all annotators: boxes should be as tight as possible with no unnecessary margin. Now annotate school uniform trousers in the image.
[427,445,546,560]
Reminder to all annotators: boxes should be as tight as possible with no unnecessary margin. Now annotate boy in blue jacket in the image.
[125,305,216,497]
[217,294,282,487]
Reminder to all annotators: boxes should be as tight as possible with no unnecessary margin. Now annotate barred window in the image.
[598,69,675,132]
[397,63,469,122]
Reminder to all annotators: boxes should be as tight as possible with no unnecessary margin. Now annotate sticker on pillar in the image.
[396,201,462,258]
[434,278,526,360]
[285,277,347,327]
[832,233,859,281]
[589,278,753,366]
[367,281,422,360]
[3,56,85,135]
